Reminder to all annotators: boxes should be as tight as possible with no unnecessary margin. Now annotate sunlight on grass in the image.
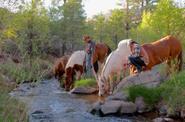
[128,85,161,106]
[74,78,97,87]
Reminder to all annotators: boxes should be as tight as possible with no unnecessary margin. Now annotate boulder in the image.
[106,92,128,101]
[120,101,136,114]
[100,100,136,115]
[100,100,122,115]
[153,117,165,122]
[70,87,97,94]
[89,101,104,115]
[114,70,162,93]
[135,96,147,113]
[153,117,174,122]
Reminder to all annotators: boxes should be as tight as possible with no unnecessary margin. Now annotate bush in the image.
[0,57,52,84]
[159,70,185,111]
[128,70,185,113]
[1,39,20,56]
[0,80,27,121]
[128,85,161,106]
[74,78,97,87]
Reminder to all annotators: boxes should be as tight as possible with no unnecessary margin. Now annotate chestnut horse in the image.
[53,55,70,80]
[130,35,183,74]
[64,50,86,91]
[91,43,111,81]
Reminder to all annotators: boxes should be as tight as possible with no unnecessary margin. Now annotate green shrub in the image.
[0,80,27,121]
[128,70,185,112]
[74,78,97,87]
[128,85,161,106]
[159,70,185,111]
[0,57,52,84]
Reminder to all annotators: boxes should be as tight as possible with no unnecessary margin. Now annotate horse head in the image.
[64,67,75,91]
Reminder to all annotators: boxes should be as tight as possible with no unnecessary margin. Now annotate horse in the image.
[64,50,86,91]
[53,55,70,81]
[130,35,183,74]
[91,43,111,82]
[98,39,132,96]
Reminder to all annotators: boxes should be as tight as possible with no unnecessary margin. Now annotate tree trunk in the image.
[125,0,130,38]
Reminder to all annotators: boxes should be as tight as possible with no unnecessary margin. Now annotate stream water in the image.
[10,79,153,122]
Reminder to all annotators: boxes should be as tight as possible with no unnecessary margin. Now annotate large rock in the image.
[97,100,136,115]
[114,70,162,93]
[100,100,122,115]
[89,101,104,116]
[153,117,174,122]
[120,101,137,114]
[70,87,97,94]
[106,92,128,101]
[135,96,147,113]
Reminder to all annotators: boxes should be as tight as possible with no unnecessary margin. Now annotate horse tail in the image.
[177,51,183,71]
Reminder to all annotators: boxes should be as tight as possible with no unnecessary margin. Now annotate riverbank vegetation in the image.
[128,70,185,115]
[74,78,96,88]
[0,76,27,121]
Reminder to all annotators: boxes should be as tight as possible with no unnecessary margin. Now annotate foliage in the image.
[74,78,96,87]
[128,70,185,113]
[128,85,161,106]
[131,0,185,45]
[159,70,185,111]
[0,58,52,84]
[59,0,86,43]
[0,80,27,121]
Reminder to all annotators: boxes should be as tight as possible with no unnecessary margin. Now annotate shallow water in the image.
[10,79,152,122]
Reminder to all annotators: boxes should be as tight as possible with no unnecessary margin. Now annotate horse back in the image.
[93,43,111,63]
[142,35,182,69]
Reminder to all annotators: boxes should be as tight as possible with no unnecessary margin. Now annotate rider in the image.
[128,40,148,73]
[83,35,96,77]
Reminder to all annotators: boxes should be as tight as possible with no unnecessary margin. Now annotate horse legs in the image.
[108,74,114,95]
[177,51,183,72]
[166,60,171,76]
[76,71,81,80]
[114,71,121,91]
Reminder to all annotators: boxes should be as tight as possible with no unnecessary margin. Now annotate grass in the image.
[74,78,97,87]
[127,70,185,113]
[128,85,161,106]
[0,57,52,84]
[0,79,27,121]
[159,70,185,111]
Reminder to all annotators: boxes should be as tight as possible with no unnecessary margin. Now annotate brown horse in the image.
[91,43,111,80]
[53,55,70,80]
[130,35,183,74]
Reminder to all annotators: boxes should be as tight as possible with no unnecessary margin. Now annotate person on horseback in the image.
[83,35,96,77]
[128,40,148,73]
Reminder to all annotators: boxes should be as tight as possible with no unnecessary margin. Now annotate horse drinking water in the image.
[98,39,132,96]
[64,50,86,91]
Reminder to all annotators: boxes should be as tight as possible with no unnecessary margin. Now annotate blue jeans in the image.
[128,56,146,73]
[85,53,93,77]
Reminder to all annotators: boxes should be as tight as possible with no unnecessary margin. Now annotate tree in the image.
[130,0,185,45]
[107,9,126,45]
[59,0,86,50]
